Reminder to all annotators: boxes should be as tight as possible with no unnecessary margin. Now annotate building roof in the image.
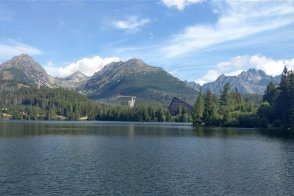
[168,97,194,115]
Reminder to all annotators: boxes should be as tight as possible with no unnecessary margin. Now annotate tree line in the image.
[258,67,294,128]
[0,83,191,122]
[1,67,292,129]
[192,67,294,129]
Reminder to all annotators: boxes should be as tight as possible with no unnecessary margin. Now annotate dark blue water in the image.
[0,121,293,195]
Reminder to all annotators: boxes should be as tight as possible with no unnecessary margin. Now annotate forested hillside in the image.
[0,82,190,122]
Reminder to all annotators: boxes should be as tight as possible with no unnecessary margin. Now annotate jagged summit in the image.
[66,71,88,80]
[55,71,89,89]
[72,71,84,75]
[238,68,267,80]
[11,53,34,61]
[187,68,281,94]
[126,58,145,65]
[1,54,46,72]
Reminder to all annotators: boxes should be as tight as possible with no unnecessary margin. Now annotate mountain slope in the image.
[200,69,280,94]
[80,59,198,105]
[0,54,55,87]
[185,80,201,91]
[56,71,90,89]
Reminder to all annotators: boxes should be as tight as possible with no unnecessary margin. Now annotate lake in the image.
[0,121,293,195]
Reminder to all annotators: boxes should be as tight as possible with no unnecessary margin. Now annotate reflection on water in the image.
[1,120,292,140]
[192,127,257,138]
[258,128,294,139]
[0,120,195,137]
[0,120,293,195]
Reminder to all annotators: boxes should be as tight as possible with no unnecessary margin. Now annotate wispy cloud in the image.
[160,0,294,58]
[0,40,42,62]
[113,16,150,31]
[195,55,294,85]
[161,0,204,10]
[44,55,121,77]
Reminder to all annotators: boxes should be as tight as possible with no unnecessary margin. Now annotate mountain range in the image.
[0,54,197,105]
[56,71,89,89]
[186,69,281,94]
[0,54,282,105]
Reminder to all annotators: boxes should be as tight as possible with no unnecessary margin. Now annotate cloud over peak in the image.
[195,55,294,85]
[45,55,121,77]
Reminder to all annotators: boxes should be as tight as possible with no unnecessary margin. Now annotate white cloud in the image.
[113,16,150,31]
[195,55,294,85]
[195,70,219,85]
[161,0,204,10]
[0,40,42,61]
[44,55,121,77]
[161,0,294,58]
[249,55,294,76]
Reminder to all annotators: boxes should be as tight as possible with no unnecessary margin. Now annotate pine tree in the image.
[219,82,231,123]
[203,90,213,125]
[289,71,294,128]
[192,92,205,125]
[276,67,291,127]
[232,88,244,111]
[263,82,277,106]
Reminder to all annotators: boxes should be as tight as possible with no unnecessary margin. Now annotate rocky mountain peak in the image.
[218,74,226,79]
[92,58,161,79]
[126,58,145,65]
[1,53,46,73]
[65,71,89,81]
[0,54,54,87]
[73,71,83,75]
[80,58,197,103]
[198,68,280,94]
[54,71,90,89]
[238,68,268,81]
[13,53,33,60]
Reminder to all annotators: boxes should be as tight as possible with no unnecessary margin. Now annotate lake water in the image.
[0,121,293,195]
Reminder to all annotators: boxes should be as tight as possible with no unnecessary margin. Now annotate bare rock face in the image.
[201,69,280,94]
[56,71,90,89]
[0,54,91,89]
[0,54,53,87]
[79,58,197,104]
[185,80,201,91]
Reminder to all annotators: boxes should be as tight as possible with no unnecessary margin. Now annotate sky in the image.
[0,0,294,84]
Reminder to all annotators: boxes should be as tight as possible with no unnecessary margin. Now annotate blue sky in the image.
[0,0,294,84]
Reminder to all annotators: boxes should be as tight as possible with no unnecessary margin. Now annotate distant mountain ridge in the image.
[56,71,90,89]
[0,54,282,101]
[185,80,201,91]
[187,69,281,94]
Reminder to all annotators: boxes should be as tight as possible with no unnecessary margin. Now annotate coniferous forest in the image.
[0,81,176,122]
[0,67,293,129]
[193,67,294,129]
